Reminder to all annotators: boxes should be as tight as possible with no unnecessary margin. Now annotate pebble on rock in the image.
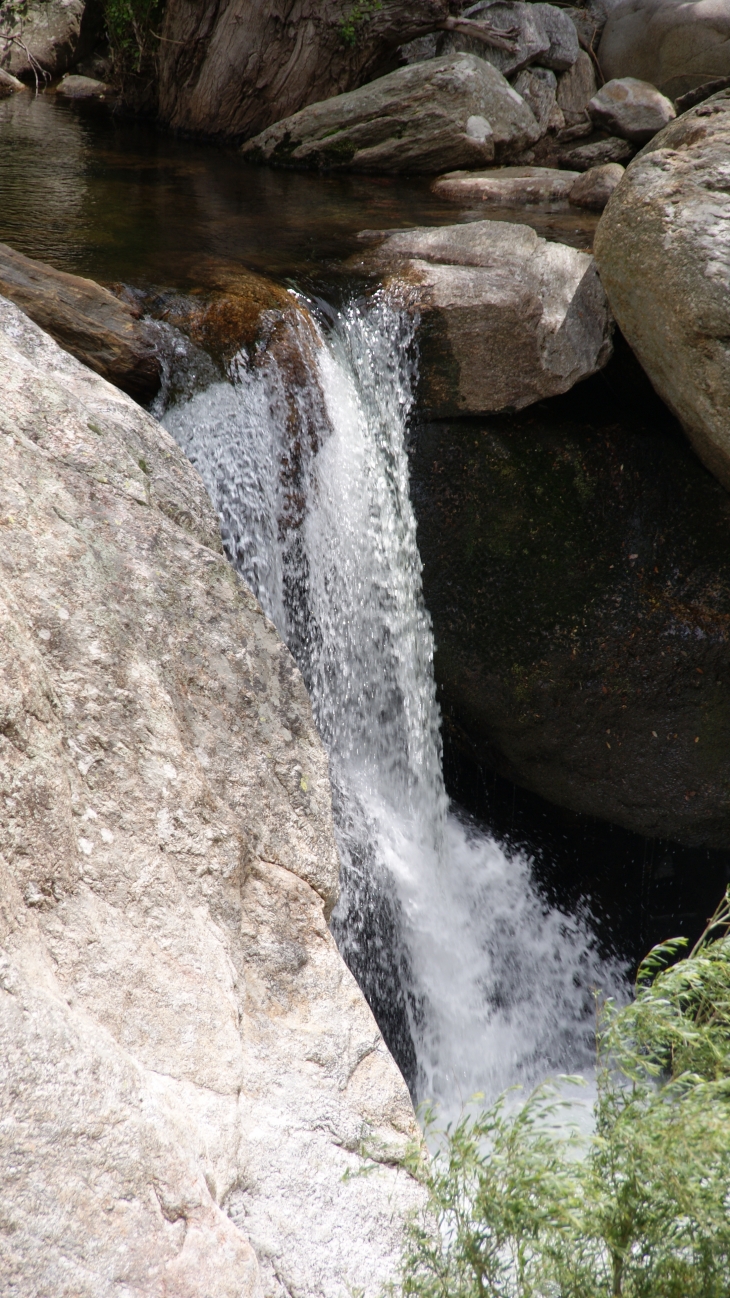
[569,162,625,209]
[588,76,676,142]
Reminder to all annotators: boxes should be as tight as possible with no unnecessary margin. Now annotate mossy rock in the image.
[411,340,730,848]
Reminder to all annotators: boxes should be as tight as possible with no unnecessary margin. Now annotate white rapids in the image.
[163,290,625,1113]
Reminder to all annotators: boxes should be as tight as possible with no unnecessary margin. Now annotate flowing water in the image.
[163,291,625,1110]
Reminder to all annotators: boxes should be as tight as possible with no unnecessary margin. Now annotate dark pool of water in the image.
[0,91,598,297]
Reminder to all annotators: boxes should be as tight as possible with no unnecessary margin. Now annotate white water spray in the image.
[164,291,624,1112]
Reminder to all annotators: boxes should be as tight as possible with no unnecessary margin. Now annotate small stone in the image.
[569,162,625,209]
[56,74,114,101]
[588,76,676,143]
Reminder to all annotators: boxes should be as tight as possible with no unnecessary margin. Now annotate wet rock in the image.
[598,0,730,98]
[556,49,599,125]
[532,3,581,70]
[411,342,730,848]
[594,90,730,494]
[241,55,541,172]
[56,71,115,101]
[0,67,24,95]
[0,296,422,1298]
[0,241,160,403]
[513,66,564,131]
[432,164,579,203]
[354,220,612,414]
[0,0,99,82]
[569,161,625,208]
[588,76,676,142]
[557,132,635,168]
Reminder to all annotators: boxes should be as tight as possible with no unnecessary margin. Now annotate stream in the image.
[1,92,628,1111]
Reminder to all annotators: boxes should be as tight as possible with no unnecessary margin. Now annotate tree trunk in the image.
[157,0,457,139]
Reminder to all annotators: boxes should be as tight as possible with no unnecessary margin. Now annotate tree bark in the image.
[157,0,460,139]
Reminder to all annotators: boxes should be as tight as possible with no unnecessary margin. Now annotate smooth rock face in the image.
[0,242,160,402]
[598,0,730,98]
[0,0,96,81]
[513,66,564,131]
[0,297,421,1297]
[594,90,730,493]
[569,161,625,208]
[355,220,612,414]
[56,72,114,100]
[432,164,579,202]
[556,48,599,123]
[588,76,676,141]
[532,3,581,70]
[412,347,730,848]
[241,55,541,172]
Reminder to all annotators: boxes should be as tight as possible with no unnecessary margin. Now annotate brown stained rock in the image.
[588,75,676,142]
[352,220,612,414]
[0,242,161,403]
[594,90,730,494]
[432,164,579,203]
[0,296,421,1298]
[569,160,625,208]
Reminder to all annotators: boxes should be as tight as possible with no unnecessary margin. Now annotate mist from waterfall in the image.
[163,291,625,1112]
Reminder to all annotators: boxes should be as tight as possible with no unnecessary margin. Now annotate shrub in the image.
[401,891,730,1298]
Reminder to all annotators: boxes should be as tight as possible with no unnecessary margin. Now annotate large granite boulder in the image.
[241,54,540,172]
[588,76,676,141]
[0,242,160,403]
[0,297,421,1297]
[0,0,99,82]
[354,220,612,414]
[411,343,730,848]
[594,90,730,492]
[598,0,730,98]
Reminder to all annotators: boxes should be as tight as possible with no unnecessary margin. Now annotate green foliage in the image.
[339,0,383,47]
[103,0,164,81]
[400,891,730,1298]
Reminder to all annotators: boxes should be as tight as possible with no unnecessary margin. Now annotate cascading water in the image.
[163,290,625,1112]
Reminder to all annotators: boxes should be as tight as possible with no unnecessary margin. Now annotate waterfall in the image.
[163,290,624,1111]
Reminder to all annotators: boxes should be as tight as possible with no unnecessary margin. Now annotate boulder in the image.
[0,67,24,96]
[513,66,564,131]
[353,220,612,414]
[598,0,730,98]
[531,3,581,70]
[594,90,730,493]
[569,161,625,208]
[442,0,551,75]
[432,164,579,202]
[56,71,115,101]
[0,242,160,403]
[0,0,99,82]
[411,343,730,848]
[241,54,541,173]
[557,133,635,168]
[0,295,422,1297]
[556,49,599,125]
[588,76,676,141]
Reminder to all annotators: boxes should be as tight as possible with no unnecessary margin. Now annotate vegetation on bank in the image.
[400,891,730,1298]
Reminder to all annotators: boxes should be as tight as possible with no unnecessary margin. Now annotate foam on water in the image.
[163,291,625,1113]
